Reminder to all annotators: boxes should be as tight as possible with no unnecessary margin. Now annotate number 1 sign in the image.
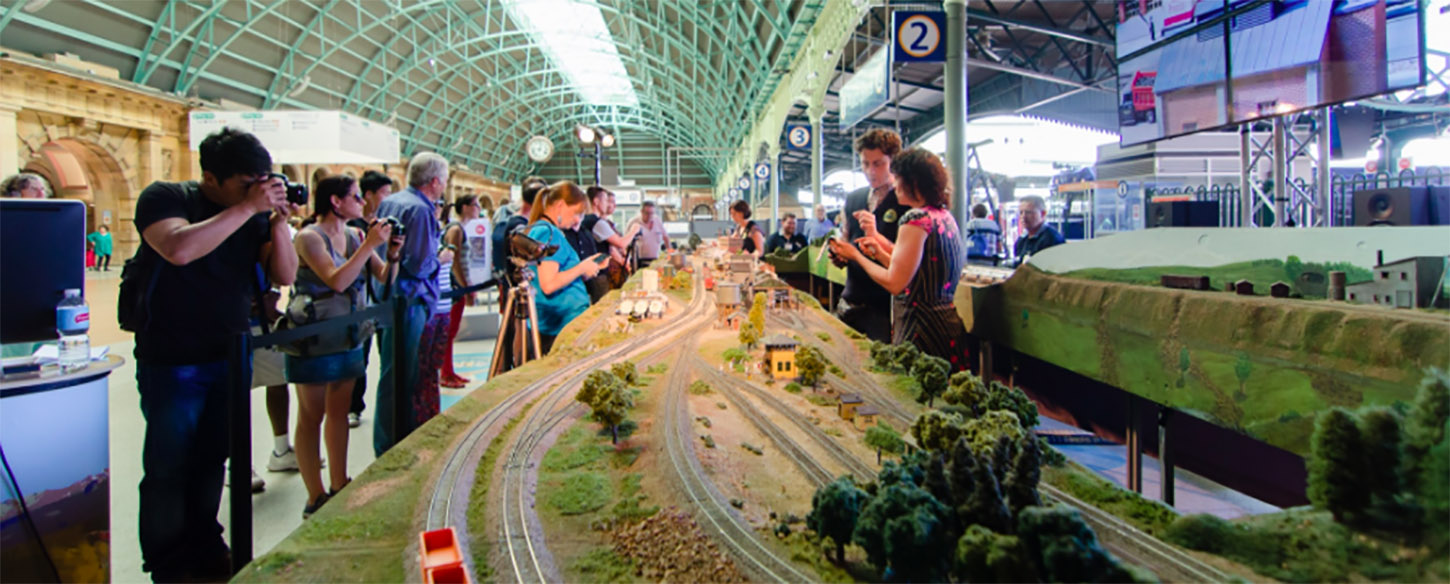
[893,11,947,63]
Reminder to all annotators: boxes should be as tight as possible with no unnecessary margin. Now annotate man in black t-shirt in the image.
[829,128,909,342]
[130,128,299,582]
[764,213,808,255]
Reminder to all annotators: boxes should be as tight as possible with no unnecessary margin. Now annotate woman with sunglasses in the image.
[287,174,398,518]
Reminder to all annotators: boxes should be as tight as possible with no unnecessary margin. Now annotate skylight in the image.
[506,0,639,107]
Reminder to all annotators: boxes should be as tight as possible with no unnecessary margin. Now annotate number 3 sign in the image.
[893,11,947,63]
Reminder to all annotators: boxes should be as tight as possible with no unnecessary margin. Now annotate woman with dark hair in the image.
[527,181,603,354]
[87,224,114,271]
[439,194,482,388]
[828,147,969,370]
[728,199,765,259]
[288,174,397,517]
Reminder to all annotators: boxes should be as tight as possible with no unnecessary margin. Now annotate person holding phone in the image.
[526,181,602,355]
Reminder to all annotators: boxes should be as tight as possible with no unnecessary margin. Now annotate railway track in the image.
[768,310,915,428]
[661,340,817,584]
[691,354,875,484]
[425,270,709,583]
[689,360,835,488]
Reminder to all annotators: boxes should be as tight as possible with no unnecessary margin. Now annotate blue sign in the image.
[737,176,751,190]
[785,124,812,150]
[754,162,771,180]
[893,11,947,63]
[729,187,740,199]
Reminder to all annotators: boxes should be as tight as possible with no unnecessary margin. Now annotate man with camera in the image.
[128,127,299,582]
[372,152,449,456]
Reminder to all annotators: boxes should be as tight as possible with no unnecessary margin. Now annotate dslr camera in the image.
[508,231,557,263]
[376,216,407,238]
[268,172,309,206]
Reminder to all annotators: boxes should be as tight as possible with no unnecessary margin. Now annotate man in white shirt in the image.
[624,200,673,267]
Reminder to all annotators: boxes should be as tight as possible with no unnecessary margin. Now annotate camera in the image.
[377,216,407,238]
[269,172,308,206]
[508,231,558,263]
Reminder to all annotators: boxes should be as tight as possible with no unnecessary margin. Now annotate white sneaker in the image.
[347,413,361,428]
[267,447,299,472]
[250,468,265,493]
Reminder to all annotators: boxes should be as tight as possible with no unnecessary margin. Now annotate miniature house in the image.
[838,394,863,420]
[1234,280,1255,296]
[1346,256,1449,309]
[720,310,746,330]
[762,334,798,379]
[642,269,660,293]
[1270,281,1291,298]
[853,406,880,431]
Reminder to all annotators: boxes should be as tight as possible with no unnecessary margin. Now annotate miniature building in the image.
[642,269,660,293]
[1160,274,1211,291]
[1345,256,1449,309]
[762,334,798,379]
[838,394,863,420]
[853,406,880,431]
[1270,281,1291,298]
[720,310,746,330]
[1234,280,1255,296]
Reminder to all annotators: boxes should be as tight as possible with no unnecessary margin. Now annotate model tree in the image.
[912,354,950,407]
[1233,352,1253,400]
[955,524,1035,583]
[738,321,760,349]
[1017,505,1141,583]
[611,361,639,387]
[577,370,634,444]
[1003,434,1044,515]
[749,291,767,331]
[851,481,954,582]
[796,345,826,389]
[864,421,906,464]
[1358,408,1405,517]
[1402,368,1449,492]
[911,410,969,452]
[944,373,1039,430]
[1307,407,1369,523]
[806,476,869,563]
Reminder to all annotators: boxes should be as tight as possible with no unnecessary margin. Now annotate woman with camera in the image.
[827,148,969,370]
[729,199,766,259]
[286,174,399,518]
[526,181,602,355]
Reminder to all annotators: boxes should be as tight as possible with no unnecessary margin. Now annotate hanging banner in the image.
[839,47,892,131]
[893,11,947,63]
[189,110,401,163]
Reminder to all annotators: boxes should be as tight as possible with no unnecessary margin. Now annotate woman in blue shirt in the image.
[526,181,602,354]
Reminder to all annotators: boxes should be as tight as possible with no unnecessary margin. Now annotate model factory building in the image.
[1346,256,1449,309]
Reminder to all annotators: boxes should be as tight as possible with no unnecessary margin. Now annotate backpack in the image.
[116,247,163,332]
[965,220,1001,259]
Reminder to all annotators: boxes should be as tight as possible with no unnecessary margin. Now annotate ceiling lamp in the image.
[576,125,596,144]
[600,132,615,148]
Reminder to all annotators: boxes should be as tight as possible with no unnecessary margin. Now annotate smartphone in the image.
[591,253,610,265]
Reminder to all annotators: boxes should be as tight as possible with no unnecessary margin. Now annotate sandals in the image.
[302,492,330,519]
[329,477,352,497]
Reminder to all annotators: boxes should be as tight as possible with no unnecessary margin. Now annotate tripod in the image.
[488,260,544,378]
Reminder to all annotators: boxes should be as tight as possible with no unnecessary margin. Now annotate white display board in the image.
[188,110,401,164]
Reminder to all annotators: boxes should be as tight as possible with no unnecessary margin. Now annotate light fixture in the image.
[600,132,615,147]
[576,124,596,144]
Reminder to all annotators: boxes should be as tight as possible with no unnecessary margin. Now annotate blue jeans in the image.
[374,297,430,456]
[136,358,239,581]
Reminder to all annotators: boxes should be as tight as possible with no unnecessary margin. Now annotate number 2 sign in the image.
[893,11,947,63]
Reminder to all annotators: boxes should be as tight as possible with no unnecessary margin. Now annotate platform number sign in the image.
[785,124,812,150]
[738,176,752,191]
[729,187,740,199]
[893,11,946,63]
[754,162,771,180]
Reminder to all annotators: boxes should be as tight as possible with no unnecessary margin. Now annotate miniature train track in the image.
[496,279,713,584]
[690,360,835,488]
[690,354,875,484]
[1040,484,1231,583]
[424,271,709,583]
[768,310,915,428]
[661,342,817,584]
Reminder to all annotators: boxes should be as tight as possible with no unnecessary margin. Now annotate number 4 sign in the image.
[893,11,947,63]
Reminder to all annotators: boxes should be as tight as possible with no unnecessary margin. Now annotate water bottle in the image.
[57,288,90,372]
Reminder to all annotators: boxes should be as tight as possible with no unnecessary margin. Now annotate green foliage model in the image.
[795,345,826,388]
[1403,368,1449,493]
[738,321,760,349]
[749,291,767,332]
[911,354,951,407]
[864,422,907,463]
[610,361,639,387]
[910,410,968,452]
[1358,408,1406,519]
[721,347,748,364]
[955,524,1036,583]
[942,372,1039,429]
[1233,352,1253,400]
[1017,505,1144,583]
[1307,408,1370,523]
[576,371,634,444]
[1003,435,1044,515]
[851,481,955,582]
[805,477,870,563]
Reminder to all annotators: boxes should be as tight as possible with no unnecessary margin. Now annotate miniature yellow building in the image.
[838,394,863,420]
[762,334,798,379]
[853,406,880,431]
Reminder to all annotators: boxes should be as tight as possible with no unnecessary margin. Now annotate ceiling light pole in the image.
[575,125,612,186]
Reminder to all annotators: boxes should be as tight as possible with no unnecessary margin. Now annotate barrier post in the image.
[227,332,253,573]
[391,293,409,450]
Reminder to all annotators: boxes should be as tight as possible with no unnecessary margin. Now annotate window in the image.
[1382,271,1390,279]
[1374,295,1380,302]
[785,362,792,371]
[1350,293,1357,300]
[1401,272,1408,280]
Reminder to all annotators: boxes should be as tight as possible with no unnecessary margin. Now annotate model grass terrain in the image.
[959,264,1450,456]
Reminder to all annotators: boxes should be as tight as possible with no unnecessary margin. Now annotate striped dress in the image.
[894,206,970,371]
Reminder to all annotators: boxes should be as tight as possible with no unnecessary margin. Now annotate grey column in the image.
[1273,116,1287,227]
[1318,106,1332,226]
[945,0,969,232]
[811,109,824,210]
[1240,125,1254,227]
[771,155,780,230]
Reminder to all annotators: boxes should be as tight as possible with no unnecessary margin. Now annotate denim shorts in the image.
[284,345,367,384]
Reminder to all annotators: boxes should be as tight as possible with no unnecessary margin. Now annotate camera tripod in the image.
[488,260,544,378]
